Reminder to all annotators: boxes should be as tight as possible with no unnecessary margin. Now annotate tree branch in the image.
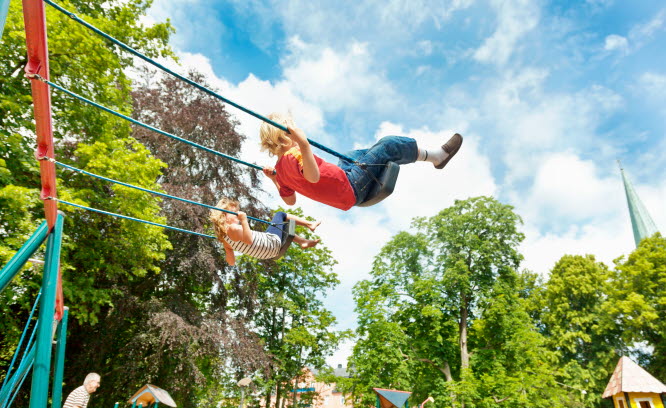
[492,395,510,403]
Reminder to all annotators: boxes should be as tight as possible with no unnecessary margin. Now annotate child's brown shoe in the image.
[435,133,463,169]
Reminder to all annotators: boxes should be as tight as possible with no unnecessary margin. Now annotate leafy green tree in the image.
[233,208,348,408]
[535,255,624,407]
[608,233,666,379]
[471,274,567,408]
[0,0,175,404]
[350,197,561,407]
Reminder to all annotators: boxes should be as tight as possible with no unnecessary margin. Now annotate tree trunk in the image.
[265,386,272,408]
[443,361,453,382]
[292,378,298,408]
[459,297,469,369]
[458,297,469,408]
[276,383,282,408]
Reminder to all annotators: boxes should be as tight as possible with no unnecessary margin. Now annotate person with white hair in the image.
[62,373,100,408]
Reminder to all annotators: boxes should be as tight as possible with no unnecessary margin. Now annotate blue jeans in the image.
[337,136,417,205]
[265,211,287,240]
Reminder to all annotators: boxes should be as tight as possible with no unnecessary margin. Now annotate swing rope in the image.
[0,291,41,394]
[27,74,262,171]
[43,0,356,164]
[48,197,218,240]
[47,158,273,225]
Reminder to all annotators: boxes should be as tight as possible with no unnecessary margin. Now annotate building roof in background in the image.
[373,388,411,408]
[602,356,666,398]
[619,162,660,247]
[128,384,177,407]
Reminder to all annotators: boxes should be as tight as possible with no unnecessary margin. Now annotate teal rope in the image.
[42,0,356,164]
[52,159,272,225]
[7,360,35,408]
[29,75,262,171]
[52,198,217,239]
[0,325,38,408]
[0,291,41,393]
[5,353,33,408]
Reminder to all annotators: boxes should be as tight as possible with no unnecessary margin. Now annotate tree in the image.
[535,255,624,407]
[60,68,277,406]
[0,0,175,404]
[608,233,666,379]
[233,208,348,408]
[350,197,561,407]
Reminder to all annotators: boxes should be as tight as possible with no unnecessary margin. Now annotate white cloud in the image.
[602,9,665,57]
[473,0,540,65]
[281,38,398,114]
[475,68,623,182]
[629,9,666,43]
[638,72,666,102]
[517,152,623,226]
[604,34,629,54]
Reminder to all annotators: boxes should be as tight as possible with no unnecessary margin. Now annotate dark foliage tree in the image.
[62,70,273,407]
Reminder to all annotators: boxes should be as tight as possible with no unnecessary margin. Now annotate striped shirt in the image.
[63,385,90,408]
[223,230,282,259]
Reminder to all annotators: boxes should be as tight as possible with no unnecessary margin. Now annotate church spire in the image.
[618,160,659,247]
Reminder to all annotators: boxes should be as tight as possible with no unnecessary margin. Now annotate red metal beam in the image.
[22,0,63,320]
[22,0,57,230]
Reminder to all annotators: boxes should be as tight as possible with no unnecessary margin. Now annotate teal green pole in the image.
[0,221,49,293]
[376,395,380,408]
[0,0,10,39]
[0,344,36,408]
[131,401,137,408]
[50,307,69,408]
[113,403,120,408]
[29,213,64,408]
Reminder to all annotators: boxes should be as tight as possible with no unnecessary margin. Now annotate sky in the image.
[140,0,666,367]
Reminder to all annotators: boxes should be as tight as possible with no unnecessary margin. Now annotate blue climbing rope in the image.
[50,198,217,240]
[50,158,272,225]
[0,291,41,395]
[28,74,262,171]
[42,0,356,164]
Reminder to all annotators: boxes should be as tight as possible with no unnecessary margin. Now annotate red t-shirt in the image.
[275,148,356,211]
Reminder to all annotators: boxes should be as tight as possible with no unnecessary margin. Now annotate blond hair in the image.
[259,113,295,156]
[210,197,240,242]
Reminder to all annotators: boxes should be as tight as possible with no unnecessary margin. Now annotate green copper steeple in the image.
[618,161,659,247]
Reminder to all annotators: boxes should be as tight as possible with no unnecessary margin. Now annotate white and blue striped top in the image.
[223,230,282,259]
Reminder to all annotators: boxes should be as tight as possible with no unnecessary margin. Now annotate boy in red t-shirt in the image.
[260,113,462,210]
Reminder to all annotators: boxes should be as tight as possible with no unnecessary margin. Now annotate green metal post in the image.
[0,221,49,293]
[376,395,380,408]
[0,0,10,39]
[50,307,69,408]
[131,401,137,408]
[29,213,64,408]
[113,403,120,408]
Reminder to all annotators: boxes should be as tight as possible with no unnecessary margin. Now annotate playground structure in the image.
[373,388,411,408]
[602,357,666,408]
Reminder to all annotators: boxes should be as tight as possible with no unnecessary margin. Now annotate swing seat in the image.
[357,161,400,207]
[268,219,296,261]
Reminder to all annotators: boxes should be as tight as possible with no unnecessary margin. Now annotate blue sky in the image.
[144,0,666,366]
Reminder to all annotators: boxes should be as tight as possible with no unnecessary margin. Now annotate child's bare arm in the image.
[222,241,236,266]
[237,211,253,245]
[263,167,297,205]
[288,126,320,183]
